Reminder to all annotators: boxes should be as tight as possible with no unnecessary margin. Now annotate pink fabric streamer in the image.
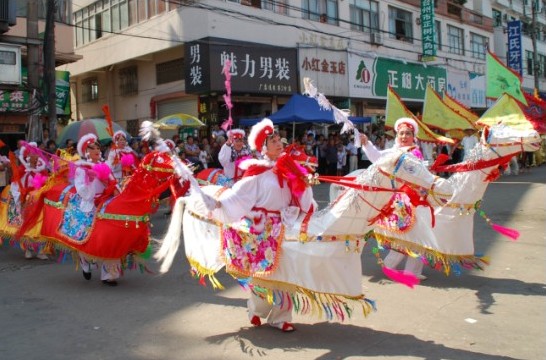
[221,60,234,132]
[491,223,520,241]
[92,163,111,181]
[32,173,48,189]
[221,118,233,132]
[223,94,233,109]
[121,153,135,167]
[382,266,420,288]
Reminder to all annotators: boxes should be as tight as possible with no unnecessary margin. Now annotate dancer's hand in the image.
[359,133,369,146]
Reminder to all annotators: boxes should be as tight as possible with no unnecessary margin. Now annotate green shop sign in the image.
[373,57,446,99]
[349,54,446,100]
[0,70,70,114]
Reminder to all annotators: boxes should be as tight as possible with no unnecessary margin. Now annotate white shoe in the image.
[24,250,33,259]
[36,254,49,260]
[417,274,428,281]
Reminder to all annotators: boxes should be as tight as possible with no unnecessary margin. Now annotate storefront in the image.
[184,37,298,134]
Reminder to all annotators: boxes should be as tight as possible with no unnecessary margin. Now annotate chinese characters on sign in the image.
[301,57,346,75]
[507,20,522,75]
[184,38,297,95]
[348,55,446,100]
[0,90,30,112]
[421,0,436,61]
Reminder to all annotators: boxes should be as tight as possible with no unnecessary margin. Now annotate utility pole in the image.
[43,0,57,140]
[26,0,41,142]
[531,0,540,92]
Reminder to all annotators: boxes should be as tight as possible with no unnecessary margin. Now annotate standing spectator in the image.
[46,140,57,154]
[211,124,226,141]
[461,128,478,160]
[345,137,359,173]
[42,128,50,146]
[324,138,338,175]
[336,143,346,176]
[304,133,316,156]
[384,131,395,149]
[198,144,210,169]
[184,136,202,168]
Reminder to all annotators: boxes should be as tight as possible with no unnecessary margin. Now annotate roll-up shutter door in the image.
[157,99,198,119]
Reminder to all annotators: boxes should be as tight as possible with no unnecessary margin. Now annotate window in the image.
[156,58,184,85]
[388,6,413,42]
[350,0,379,33]
[82,77,99,102]
[492,9,502,27]
[262,0,288,15]
[470,33,487,59]
[526,50,534,75]
[119,66,138,96]
[435,20,442,51]
[447,25,464,55]
[302,0,339,26]
[539,54,546,78]
[126,119,140,136]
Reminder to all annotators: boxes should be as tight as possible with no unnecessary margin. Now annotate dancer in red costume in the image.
[73,134,121,286]
[11,142,50,259]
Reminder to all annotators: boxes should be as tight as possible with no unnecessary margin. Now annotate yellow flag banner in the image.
[422,85,476,139]
[442,92,479,124]
[385,86,455,144]
[476,94,534,131]
[486,50,527,106]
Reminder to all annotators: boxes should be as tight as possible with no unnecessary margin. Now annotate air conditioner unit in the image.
[370,32,383,45]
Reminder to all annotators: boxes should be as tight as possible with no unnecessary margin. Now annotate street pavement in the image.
[0,166,545,360]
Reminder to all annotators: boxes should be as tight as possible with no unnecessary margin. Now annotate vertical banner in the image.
[55,71,71,115]
[507,20,522,75]
[421,0,436,61]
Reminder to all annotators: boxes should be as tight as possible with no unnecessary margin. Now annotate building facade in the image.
[60,0,545,136]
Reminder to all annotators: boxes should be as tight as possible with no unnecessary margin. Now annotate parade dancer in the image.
[73,134,121,286]
[106,131,139,183]
[204,119,316,332]
[360,117,427,280]
[11,142,49,259]
[218,128,252,183]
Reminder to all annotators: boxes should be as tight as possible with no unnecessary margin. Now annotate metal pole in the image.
[531,0,540,92]
[44,0,57,140]
[26,0,41,142]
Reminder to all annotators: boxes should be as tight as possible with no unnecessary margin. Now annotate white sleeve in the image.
[214,176,259,223]
[106,149,116,168]
[218,144,232,168]
[361,142,383,163]
[74,167,96,202]
[299,186,316,213]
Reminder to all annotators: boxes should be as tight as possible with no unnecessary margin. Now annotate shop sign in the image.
[348,53,446,100]
[469,72,487,108]
[185,38,298,95]
[421,0,436,61]
[298,48,348,96]
[507,20,523,75]
[446,68,471,106]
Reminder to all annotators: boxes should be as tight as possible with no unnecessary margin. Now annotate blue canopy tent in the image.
[239,94,372,140]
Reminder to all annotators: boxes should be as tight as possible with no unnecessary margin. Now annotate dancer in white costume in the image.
[211,119,315,332]
[359,117,429,279]
[156,126,455,330]
[372,124,541,275]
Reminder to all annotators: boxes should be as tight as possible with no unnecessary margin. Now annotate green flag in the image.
[486,50,527,106]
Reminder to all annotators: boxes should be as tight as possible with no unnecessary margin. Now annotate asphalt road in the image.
[1,166,544,360]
